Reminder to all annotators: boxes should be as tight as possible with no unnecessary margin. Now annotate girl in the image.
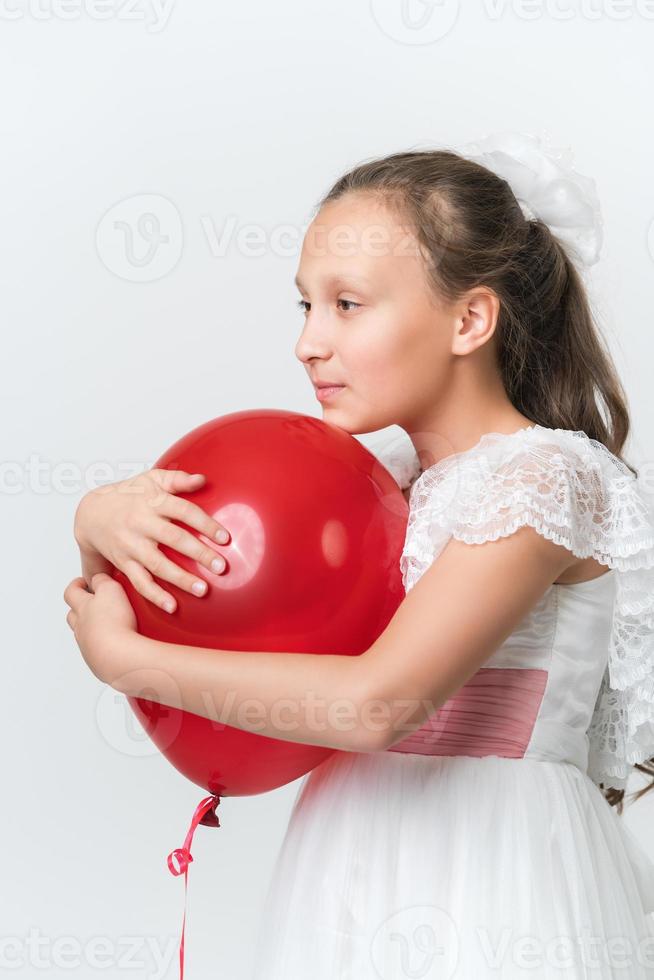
[65,133,654,978]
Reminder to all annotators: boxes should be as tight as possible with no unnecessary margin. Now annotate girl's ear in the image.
[452,287,500,354]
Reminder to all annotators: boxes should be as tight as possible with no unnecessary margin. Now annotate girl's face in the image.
[294,192,458,437]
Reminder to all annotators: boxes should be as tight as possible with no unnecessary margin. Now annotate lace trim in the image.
[372,425,654,794]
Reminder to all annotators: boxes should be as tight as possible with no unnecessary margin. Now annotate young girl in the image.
[65,133,654,978]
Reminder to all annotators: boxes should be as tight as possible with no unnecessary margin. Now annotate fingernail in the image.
[164,600,175,613]
[211,557,225,574]
[215,529,229,544]
[192,580,207,595]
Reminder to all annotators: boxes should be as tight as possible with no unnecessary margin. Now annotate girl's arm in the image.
[109,635,376,753]
[106,522,577,755]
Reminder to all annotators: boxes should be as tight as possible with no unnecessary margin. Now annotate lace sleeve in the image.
[399,426,654,794]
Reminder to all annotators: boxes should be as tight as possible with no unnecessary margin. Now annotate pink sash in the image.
[385,667,548,758]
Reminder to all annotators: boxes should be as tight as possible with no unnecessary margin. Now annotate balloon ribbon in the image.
[167,793,222,979]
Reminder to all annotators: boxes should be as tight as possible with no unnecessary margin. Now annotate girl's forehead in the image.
[312,195,401,233]
[294,271,375,291]
[299,214,419,273]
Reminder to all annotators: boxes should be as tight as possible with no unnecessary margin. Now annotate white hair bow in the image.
[458,131,604,267]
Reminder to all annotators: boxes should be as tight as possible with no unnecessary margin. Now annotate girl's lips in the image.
[315,385,346,402]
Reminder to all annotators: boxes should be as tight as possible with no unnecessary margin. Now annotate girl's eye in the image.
[295,298,361,314]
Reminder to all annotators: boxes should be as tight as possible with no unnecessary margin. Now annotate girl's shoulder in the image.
[368,423,653,571]
[370,423,645,540]
[406,423,642,548]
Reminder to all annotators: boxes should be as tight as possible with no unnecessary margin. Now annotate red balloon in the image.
[114,408,408,804]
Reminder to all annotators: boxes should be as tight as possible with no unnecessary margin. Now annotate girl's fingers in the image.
[150,469,205,494]
[120,558,179,613]
[150,516,227,574]
[138,542,210,597]
[63,576,91,609]
[158,493,230,545]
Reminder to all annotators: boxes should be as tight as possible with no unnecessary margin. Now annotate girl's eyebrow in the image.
[294,273,372,291]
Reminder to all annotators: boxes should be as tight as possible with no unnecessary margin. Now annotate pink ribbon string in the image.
[167,794,222,979]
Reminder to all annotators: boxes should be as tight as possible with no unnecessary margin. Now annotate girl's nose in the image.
[295,323,331,364]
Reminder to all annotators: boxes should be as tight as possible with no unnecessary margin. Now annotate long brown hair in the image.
[318,148,653,812]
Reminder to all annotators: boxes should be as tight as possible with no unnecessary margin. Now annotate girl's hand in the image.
[64,572,138,684]
[73,469,231,615]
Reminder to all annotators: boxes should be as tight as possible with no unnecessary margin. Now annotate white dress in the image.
[251,424,654,979]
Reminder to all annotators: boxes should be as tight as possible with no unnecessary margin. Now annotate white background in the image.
[2,2,654,978]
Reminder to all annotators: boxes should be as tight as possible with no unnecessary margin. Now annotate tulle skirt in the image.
[251,749,654,979]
